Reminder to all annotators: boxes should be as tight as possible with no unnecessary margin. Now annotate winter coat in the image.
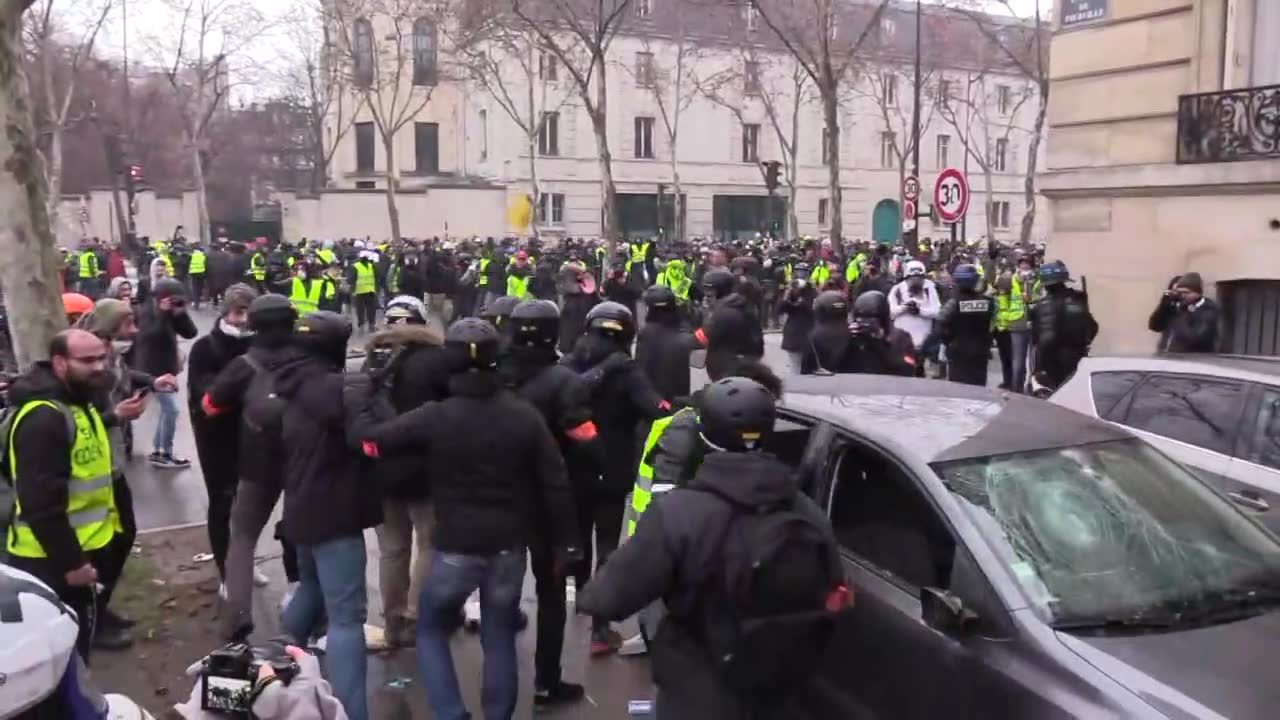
[133,303,197,376]
[1149,296,1219,353]
[888,280,941,350]
[558,293,598,355]
[355,371,577,554]
[579,451,832,720]
[702,293,765,379]
[779,285,817,353]
[187,324,253,483]
[635,316,699,404]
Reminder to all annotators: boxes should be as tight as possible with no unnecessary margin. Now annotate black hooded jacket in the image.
[579,451,834,720]
[702,294,764,380]
[188,323,253,482]
[274,356,382,545]
[635,312,698,404]
[133,303,198,376]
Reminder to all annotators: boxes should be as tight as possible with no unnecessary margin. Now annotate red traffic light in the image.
[127,164,143,181]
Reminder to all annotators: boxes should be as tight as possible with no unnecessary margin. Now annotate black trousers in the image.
[354,293,378,329]
[529,536,567,689]
[99,475,137,614]
[948,354,989,386]
[193,418,235,578]
[190,274,205,307]
[994,331,1013,388]
[576,487,626,632]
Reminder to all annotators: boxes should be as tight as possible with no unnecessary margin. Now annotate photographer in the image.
[779,265,817,373]
[1148,271,1218,353]
[888,261,940,375]
[175,644,348,720]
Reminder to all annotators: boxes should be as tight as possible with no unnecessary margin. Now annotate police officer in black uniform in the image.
[935,263,995,386]
[1029,261,1098,392]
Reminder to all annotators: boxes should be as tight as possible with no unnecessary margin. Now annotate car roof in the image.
[781,375,1132,464]
[1078,354,1280,384]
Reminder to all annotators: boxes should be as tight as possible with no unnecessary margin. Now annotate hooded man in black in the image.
[634,285,699,405]
[697,268,765,381]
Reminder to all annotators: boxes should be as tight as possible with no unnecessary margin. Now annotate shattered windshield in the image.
[934,439,1280,627]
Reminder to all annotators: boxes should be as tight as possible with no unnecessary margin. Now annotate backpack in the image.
[237,355,287,487]
[696,489,852,702]
[0,399,77,486]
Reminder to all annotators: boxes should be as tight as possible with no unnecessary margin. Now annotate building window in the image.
[538,51,557,81]
[635,52,655,88]
[635,0,652,19]
[994,138,1008,172]
[355,180,376,189]
[352,18,374,86]
[414,122,439,173]
[355,121,375,172]
[880,131,896,169]
[997,84,1011,115]
[539,111,560,156]
[936,79,951,107]
[412,18,437,85]
[935,134,950,168]
[818,198,829,226]
[634,116,655,159]
[741,123,760,163]
[744,2,759,30]
[821,126,833,164]
[879,17,896,41]
[883,73,897,106]
[743,61,761,94]
[537,192,566,225]
[990,200,1011,229]
[478,109,488,160]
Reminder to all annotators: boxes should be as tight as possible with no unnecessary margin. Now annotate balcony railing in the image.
[1177,84,1280,164]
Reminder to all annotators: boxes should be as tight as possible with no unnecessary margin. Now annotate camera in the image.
[200,641,300,716]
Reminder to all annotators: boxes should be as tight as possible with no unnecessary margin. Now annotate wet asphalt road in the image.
[127,306,999,718]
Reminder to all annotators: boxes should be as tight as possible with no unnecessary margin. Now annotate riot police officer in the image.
[1029,261,1098,392]
[935,263,995,386]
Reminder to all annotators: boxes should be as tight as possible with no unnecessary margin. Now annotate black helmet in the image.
[813,290,849,322]
[445,318,501,371]
[509,299,560,349]
[295,311,352,365]
[480,295,520,328]
[585,301,635,344]
[642,285,677,309]
[247,293,296,332]
[702,268,736,300]
[698,377,776,452]
[852,290,891,329]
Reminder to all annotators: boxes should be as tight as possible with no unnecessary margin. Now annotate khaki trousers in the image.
[376,498,434,623]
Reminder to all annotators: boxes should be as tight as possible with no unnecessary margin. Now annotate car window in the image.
[1121,375,1246,455]
[1249,390,1280,470]
[1089,371,1143,419]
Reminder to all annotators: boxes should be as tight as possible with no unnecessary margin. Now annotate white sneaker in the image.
[463,594,482,633]
[618,632,648,657]
[565,584,576,609]
[253,570,270,587]
[364,624,389,651]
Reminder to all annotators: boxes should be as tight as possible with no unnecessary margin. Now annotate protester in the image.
[133,278,197,468]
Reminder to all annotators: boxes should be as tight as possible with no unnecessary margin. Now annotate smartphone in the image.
[133,386,153,399]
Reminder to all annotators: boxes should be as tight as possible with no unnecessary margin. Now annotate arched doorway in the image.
[872,199,900,244]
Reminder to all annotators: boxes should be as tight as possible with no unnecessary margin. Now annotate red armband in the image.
[658,400,672,412]
[694,328,708,347]
[201,393,225,417]
[565,421,598,442]
[903,355,917,366]
[362,441,381,459]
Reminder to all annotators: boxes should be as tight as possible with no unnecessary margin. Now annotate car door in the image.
[805,435,980,719]
[1225,385,1280,532]
[1110,373,1246,492]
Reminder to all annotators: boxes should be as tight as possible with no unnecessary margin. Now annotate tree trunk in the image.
[821,81,843,251]
[0,2,70,368]
[527,132,539,239]
[786,91,800,240]
[45,121,62,240]
[190,139,211,245]
[591,56,618,257]
[982,165,996,244]
[381,133,402,242]
[1019,88,1047,248]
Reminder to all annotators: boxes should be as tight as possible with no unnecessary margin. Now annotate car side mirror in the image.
[921,586,978,634]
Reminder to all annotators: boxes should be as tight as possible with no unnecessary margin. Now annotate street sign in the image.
[1061,0,1106,27]
[903,199,917,221]
[903,175,920,202]
[933,167,969,224]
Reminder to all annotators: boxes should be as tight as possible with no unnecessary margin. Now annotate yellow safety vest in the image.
[353,262,377,295]
[631,242,651,265]
[507,273,530,299]
[289,277,327,314]
[656,266,692,302]
[625,411,688,538]
[316,249,336,266]
[188,250,206,275]
[478,258,491,287]
[8,401,117,558]
[995,293,1025,331]
[78,252,98,279]
[845,253,866,284]
[783,264,793,284]
[251,253,267,281]
[810,264,832,287]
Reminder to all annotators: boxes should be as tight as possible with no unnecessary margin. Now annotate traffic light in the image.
[124,163,143,201]
[761,160,781,193]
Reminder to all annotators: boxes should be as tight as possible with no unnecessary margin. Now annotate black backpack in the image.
[238,355,286,487]
[697,489,852,702]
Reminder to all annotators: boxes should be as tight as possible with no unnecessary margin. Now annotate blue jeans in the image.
[417,549,526,720]
[151,390,179,455]
[281,534,368,720]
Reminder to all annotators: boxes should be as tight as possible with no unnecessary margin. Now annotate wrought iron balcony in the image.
[1176,84,1280,164]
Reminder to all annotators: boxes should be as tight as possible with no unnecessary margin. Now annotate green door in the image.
[872,199,900,244]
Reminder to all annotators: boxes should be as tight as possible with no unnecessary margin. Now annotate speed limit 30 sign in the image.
[933,167,970,223]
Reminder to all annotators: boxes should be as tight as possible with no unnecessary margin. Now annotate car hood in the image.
[1055,610,1280,720]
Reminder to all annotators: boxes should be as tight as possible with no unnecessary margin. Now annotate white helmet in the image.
[0,564,81,717]
[905,260,926,277]
[384,295,429,325]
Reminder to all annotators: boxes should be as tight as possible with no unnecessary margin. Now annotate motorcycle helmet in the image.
[851,290,891,330]
[0,564,82,718]
[642,285,677,310]
[698,377,776,452]
[480,295,520,329]
[445,317,501,371]
[905,260,927,277]
[247,293,296,333]
[813,290,849,323]
[585,301,636,345]
[701,268,736,301]
[952,264,980,291]
[509,299,560,349]
[1039,260,1070,286]
[384,295,429,325]
[295,311,353,366]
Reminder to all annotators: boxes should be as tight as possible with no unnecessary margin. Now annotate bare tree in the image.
[280,0,356,192]
[23,0,112,239]
[327,0,446,242]
[943,0,1048,246]
[0,0,69,367]
[511,0,632,256]
[853,64,938,237]
[450,19,575,238]
[147,0,269,245]
[754,0,890,249]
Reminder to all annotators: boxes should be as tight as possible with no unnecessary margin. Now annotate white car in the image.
[1050,355,1280,531]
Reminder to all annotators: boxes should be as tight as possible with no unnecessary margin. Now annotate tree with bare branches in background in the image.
[279,0,357,193]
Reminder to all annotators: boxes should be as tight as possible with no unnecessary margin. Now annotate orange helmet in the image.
[62,292,94,319]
